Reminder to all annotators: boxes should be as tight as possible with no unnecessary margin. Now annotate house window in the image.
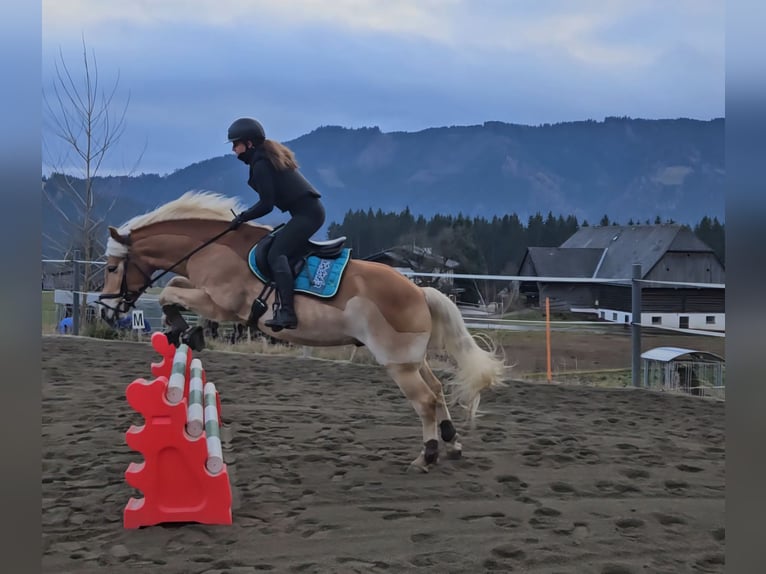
[706,316,716,325]
[652,316,662,325]
[612,312,618,321]
[679,316,689,329]
[600,311,605,319]
[624,315,629,323]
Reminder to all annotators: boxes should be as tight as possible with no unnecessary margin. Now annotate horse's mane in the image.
[106,190,272,257]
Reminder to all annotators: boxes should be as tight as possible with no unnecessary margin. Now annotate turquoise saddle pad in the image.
[248,247,352,298]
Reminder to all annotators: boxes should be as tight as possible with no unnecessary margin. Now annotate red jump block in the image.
[123,375,232,529]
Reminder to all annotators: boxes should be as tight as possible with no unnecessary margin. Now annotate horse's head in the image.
[98,226,155,323]
[96,190,275,323]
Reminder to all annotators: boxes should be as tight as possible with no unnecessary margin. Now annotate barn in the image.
[517,224,725,331]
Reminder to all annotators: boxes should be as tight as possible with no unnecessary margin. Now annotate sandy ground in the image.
[42,335,725,573]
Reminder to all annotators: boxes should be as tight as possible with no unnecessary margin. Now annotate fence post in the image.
[72,250,81,336]
[631,263,642,387]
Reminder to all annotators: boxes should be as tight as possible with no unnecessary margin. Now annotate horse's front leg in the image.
[158,285,241,350]
[158,278,194,343]
[159,284,241,322]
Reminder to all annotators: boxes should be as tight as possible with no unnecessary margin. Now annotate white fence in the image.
[42,258,725,395]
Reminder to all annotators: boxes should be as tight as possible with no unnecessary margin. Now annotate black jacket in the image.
[239,149,321,221]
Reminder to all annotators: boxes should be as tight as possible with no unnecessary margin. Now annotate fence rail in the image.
[43,257,725,396]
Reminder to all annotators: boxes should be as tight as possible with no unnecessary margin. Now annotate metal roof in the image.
[522,247,603,278]
[640,346,724,363]
[364,245,460,269]
[560,224,714,279]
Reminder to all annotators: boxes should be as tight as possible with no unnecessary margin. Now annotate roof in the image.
[364,244,460,270]
[521,247,604,277]
[562,224,714,279]
[640,346,724,363]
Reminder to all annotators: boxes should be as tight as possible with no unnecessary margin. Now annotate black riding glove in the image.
[229,212,248,230]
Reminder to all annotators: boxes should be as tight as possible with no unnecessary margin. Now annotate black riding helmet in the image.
[227,117,266,144]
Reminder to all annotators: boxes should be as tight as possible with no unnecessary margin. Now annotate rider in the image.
[227,117,325,331]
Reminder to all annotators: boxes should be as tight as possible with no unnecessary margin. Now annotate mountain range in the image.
[42,116,724,258]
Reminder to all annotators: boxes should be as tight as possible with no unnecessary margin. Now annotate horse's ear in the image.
[108,226,131,245]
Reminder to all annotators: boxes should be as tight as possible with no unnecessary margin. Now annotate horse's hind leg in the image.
[420,360,462,459]
[386,363,440,472]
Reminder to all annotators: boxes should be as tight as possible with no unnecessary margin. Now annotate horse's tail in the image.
[422,286,505,423]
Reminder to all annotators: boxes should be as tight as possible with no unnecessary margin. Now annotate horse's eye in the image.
[107,265,118,273]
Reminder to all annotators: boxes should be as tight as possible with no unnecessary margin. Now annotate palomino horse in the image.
[99,191,505,470]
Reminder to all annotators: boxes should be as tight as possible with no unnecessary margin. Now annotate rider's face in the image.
[232,141,247,155]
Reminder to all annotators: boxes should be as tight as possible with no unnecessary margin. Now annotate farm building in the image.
[363,244,462,298]
[363,244,459,276]
[517,224,725,331]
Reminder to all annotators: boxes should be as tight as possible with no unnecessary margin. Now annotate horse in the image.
[98,191,506,471]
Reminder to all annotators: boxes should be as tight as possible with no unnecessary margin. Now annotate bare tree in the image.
[43,35,143,326]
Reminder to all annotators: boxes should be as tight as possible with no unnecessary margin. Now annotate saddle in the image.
[252,227,347,281]
[246,225,350,325]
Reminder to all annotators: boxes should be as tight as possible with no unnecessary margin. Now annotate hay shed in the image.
[641,346,725,398]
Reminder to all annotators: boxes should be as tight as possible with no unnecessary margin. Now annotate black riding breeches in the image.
[267,198,325,270]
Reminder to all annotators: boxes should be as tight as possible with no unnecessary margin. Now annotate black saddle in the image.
[305,236,347,259]
[254,224,347,281]
[246,229,348,326]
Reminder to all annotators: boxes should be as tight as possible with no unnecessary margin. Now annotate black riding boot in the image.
[265,256,298,331]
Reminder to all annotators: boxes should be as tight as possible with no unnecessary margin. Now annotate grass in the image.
[523,368,633,388]
[42,291,58,332]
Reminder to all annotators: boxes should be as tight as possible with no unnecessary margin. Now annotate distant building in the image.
[517,224,725,331]
[363,244,462,298]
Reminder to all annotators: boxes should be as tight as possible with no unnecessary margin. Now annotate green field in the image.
[42,291,57,332]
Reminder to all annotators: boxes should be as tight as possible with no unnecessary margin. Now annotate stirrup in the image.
[265,307,297,332]
[247,282,275,327]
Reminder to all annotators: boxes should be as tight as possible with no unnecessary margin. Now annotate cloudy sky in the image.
[42,0,724,175]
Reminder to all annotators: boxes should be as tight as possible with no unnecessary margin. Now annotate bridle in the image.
[97,225,236,318]
[97,254,155,316]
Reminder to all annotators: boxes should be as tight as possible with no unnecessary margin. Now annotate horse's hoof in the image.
[182,326,205,351]
[424,439,439,465]
[445,438,463,459]
[408,453,430,473]
[446,449,463,460]
[164,329,182,347]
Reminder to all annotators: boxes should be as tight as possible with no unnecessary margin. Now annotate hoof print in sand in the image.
[614,517,645,538]
[550,481,577,495]
[491,544,526,560]
[619,468,650,479]
[692,553,725,572]
[654,512,687,527]
[595,479,641,496]
[529,506,562,529]
[664,480,689,494]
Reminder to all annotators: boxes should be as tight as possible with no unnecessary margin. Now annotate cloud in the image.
[43,1,719,68]
[41,0,725,174]
[42,0,455,38]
